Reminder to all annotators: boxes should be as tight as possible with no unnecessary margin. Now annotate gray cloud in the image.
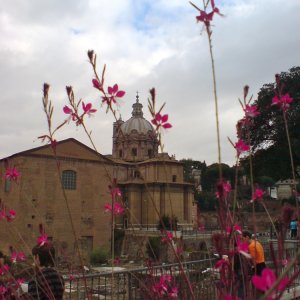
[0,0,299,166]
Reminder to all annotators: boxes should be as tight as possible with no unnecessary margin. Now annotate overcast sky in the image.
[0,0,299,166]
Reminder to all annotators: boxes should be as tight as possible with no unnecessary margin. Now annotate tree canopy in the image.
[242,67,300,181]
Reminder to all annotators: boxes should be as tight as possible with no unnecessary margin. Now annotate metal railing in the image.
[63,259,216,300]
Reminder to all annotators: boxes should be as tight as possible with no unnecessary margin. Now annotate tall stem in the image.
[283,111,298,213]
[206,27,222,181]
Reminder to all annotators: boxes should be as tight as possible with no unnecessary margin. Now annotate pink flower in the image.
[5,167,21,181]
[63,105,78,123]
[151,274,176,298]
[0,286,7,295]
[113,257,121,265]
[161,231,174,243]
[272,94,293,111]
[63,105,73,115]
[226,224,242,235]
[194,0,222,27]
[0,210,5,220]
[160,274,172,283]
[252,188,265,202]
[0,265,10,276]
[102,84,125,105]
[16,278,25,286]
[170,286,178,298]
[236,235,250,258]
[109,186,122,199]
[92,79,102,91]
[252,268,289,295]
[151,113,172,130]
[215,258,229,269]
[37,233,48,247]
[215,182,231,199]
[244,104,260,118]
[234,139,250,155]
[114,202,125,215]
[6,210,16,222]
[152,275,173,296]
[10,252,26,263]
[82,102,97,116]
[223,182,231,193]
[104,202,124,216]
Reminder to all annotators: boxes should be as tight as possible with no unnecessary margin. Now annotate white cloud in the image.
[0,0,299,166]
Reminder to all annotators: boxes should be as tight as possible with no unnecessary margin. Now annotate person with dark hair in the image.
[290,219,297,239]
[27,243,64,300]
[242,230,266,276]
[0,251,4,266]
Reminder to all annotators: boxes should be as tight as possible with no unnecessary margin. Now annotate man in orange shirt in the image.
[242,230,266,275]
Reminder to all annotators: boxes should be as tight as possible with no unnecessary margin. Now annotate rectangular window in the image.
[62,170,77,190]
[119,149,123,158]
[132,148,137,156]
[172,175,177,182]
[4,179,11,192]
[148,149,153,158]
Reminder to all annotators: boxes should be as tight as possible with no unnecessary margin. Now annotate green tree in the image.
[201,163,235,191]
[242,67,300,181]
[180,158,206,182]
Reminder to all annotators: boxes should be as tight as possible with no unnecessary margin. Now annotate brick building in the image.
[0,95,194,257]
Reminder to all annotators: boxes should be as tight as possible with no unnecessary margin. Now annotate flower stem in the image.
[283,111,298,213]
[206,27,222,181]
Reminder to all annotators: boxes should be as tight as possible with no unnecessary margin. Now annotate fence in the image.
[64,259,216,300]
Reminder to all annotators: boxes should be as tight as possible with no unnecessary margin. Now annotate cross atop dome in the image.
[132,92,143,118]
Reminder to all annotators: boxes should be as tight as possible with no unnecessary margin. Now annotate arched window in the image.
[62,170,77,190]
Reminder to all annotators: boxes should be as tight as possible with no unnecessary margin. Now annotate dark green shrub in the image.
[146,236,161,260]
[157,214,178,231]
[90,247,109,265]
[114,229,125,256]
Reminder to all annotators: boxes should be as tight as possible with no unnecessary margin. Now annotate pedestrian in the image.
[242,230,266,275]
[290,219,297,239]
[26,243,64,300]
[0,251,4,266]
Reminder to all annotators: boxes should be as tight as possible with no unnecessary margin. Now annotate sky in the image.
[0,0,299,166]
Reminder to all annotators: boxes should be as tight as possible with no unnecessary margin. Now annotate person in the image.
[26,243,64,300]
[0,251,4,266]
[242,230,266,276]
[290,219,297,239]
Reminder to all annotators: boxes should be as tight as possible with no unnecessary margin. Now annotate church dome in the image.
[120,95,155,135]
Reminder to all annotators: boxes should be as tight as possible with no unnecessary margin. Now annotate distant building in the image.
[0,95,194,256]
[275,179,298,200]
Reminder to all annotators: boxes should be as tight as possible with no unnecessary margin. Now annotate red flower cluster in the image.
[63,101,97,126]
[151,113,172,130]
[193,0,223,27]
[151,274,178,298]
[5,167,21,181]
[0,208,16,223]
[272,94,293,111]
[104,202,124,216]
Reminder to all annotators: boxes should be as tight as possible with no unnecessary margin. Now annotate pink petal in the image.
[116,90,125,98]
[112,84,118,94]
[252,275,267,292]
[262,268,276,289]
[155,113,162,122]
[63,105,72,114]
[162,123,172,129]
[278,276,289,291]
[161,114,169,123]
